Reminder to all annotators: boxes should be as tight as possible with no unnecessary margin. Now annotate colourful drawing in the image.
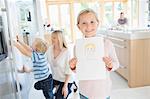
[85,43,96,59]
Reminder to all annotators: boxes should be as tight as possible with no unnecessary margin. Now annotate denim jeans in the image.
[34,74,53,99]
[53,80,72,99]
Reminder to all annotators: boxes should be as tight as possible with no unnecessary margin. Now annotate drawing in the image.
[84,43,96,59]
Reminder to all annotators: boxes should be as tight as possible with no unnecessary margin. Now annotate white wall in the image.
[139,0,149,29]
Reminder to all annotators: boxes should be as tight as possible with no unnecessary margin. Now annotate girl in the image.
[45,30,75,99]
[69,9,119,99]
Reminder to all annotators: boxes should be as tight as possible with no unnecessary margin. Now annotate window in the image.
[103,2,113,27]
[60,4,71,42]
[48,5,59,28]
[46,0,128,42]
[114,2,124,23]
[48,4,72,42]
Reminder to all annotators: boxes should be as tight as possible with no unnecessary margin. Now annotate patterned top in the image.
[32,51,52,81]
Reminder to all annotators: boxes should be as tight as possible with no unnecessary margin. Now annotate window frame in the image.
[46,0,128,42]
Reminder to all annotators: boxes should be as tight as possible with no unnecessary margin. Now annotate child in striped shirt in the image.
[14,37,53,99]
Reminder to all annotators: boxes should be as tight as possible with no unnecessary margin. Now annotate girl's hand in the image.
[69,58,77,70]
[103,57,113,68]
[62,84,68,98]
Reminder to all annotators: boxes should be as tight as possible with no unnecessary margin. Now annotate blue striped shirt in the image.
[32,51,51,81]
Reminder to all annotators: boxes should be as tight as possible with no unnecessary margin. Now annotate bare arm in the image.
[62,74,71,97]
[18,40,32,52]
[64,74,70,86]
[14,41,32,57]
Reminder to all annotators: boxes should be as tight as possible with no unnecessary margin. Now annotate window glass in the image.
[114,2,124,23]
[60,4,72,42]
[103,2,113,28]
[48,5,59,28]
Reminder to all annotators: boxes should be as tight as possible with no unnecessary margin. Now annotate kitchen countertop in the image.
[98,29,150,40]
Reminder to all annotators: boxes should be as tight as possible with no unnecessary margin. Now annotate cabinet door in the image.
[115,42,128,68]
[115,43,129,80]
[107,36,129,80]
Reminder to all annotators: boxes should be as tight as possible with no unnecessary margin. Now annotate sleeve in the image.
[31,51,38,63]
[108,40,120,71]
[46,47,51,63]
[64,50,73,75]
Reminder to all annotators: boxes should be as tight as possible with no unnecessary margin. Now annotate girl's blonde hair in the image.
[77,8,99,24]
[51,30,67,49]
[34,38,48,53]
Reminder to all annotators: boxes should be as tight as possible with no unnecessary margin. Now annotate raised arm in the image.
[16,35,32,52]
[14,41,32,57]
[18,40,32,52]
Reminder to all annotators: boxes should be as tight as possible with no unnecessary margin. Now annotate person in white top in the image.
[69,9,119,99]
[45,30,74,99]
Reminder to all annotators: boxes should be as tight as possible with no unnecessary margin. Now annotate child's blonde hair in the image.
[51,30,67,49]
[77,8,99,24]
[34,38,48,53]
[44,33,51,47]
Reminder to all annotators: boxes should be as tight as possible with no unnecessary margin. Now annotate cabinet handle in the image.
[114,44,126,48]
[107,36,126,42]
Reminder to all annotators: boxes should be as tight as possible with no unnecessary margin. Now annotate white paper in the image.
[75,37,107,80]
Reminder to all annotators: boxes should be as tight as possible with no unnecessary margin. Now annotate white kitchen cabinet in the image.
[101,30,150,88]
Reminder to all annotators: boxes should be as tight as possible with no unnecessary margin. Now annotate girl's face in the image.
[51,33,59,46]
[77,12,99,38]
